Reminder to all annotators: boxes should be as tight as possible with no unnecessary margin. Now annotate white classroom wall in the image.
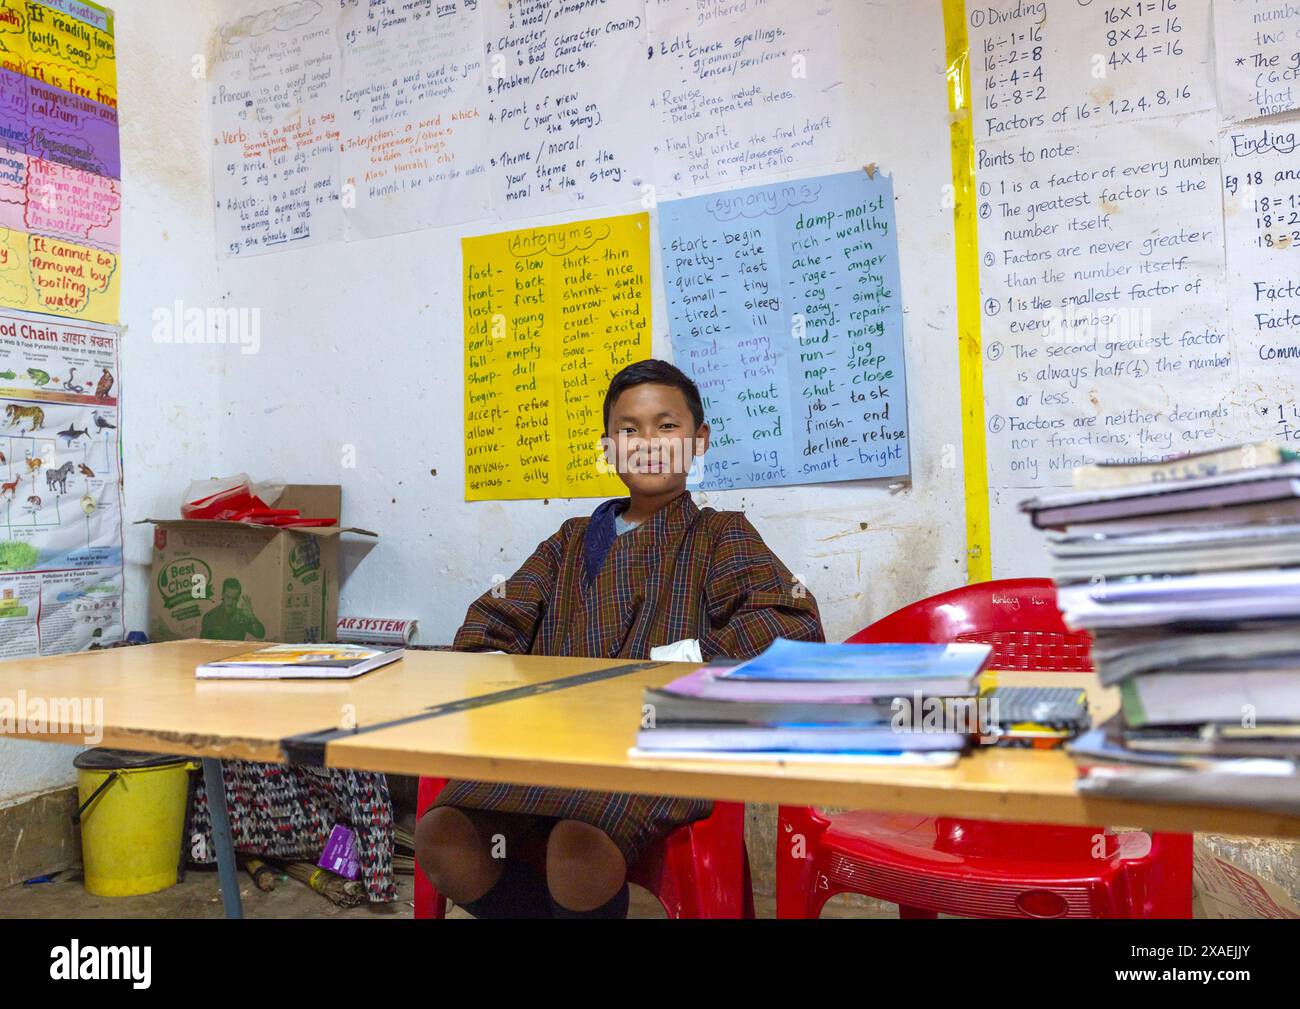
[188,0,967,648]
[3,0,968,802]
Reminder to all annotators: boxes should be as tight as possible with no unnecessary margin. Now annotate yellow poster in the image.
[463,212,651,502]
[24,0,116,108]
[0,227,119,324]
[0,0,30,75]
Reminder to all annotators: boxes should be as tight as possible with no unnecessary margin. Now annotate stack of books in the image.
[632,638,991,766]
[1021,444,1300,814]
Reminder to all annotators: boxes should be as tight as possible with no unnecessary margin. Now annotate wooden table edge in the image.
[16,725,1296,840]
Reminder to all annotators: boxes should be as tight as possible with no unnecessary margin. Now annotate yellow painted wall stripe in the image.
[942,0,992,584]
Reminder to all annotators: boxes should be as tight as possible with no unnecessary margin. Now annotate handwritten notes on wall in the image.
[976,113,1229,490]
[212,0,856,251]
[486,0,649,215]
[0,0,118,325]
[0,154,121,250]
[0,146,123,324]
[462,212,650,501]
[1220,121,1300,435]
[1214,0,1300,121]
[659,171,908,491]
[0,67,121,180]
[26,0,117,106]
[646,0,843,190]
[339,0,488,237]
[210,3,344,258]
[970,0,1215,142]
[0,231,119,322]
[963,0,1300,575]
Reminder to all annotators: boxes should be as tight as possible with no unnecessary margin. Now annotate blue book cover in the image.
[719,639,992,684]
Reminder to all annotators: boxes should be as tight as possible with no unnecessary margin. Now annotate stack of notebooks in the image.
[1021,443,1300,814]
[632,638,992,766]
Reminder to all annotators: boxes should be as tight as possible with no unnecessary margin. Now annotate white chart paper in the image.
[1220,121,1300,441]
[484,0,653,216]
[339,0,490,238]
[645,0,845,193]
[210,2,345,258]
[968,0,1215,143]
[975,112,1232,568]
[1213,0,1300,121]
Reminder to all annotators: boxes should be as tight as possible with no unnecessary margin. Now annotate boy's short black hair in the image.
[603,359,705,431]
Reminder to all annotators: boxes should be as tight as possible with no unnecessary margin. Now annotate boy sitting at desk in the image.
[415,359,824,918]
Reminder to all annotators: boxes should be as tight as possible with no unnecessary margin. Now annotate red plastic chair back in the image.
[845,577,1093,671]
[776,577,1194,919]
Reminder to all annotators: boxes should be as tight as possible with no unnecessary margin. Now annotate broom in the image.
[274,860,367,908]
[242,857,279,892]
[393,826,415,875]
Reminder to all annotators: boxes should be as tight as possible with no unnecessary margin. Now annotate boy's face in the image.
[605,383,709,496]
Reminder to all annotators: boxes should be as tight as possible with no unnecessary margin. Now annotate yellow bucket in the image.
[74,749,199,897]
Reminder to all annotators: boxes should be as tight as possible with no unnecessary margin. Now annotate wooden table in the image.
[5,641,1299,916]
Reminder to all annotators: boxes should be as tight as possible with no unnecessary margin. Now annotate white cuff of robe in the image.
[650,639,703,663]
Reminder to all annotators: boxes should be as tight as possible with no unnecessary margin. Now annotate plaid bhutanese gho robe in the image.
[434,492,824,863]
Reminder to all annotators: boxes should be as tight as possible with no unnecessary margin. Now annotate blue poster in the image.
[659,170,910,491]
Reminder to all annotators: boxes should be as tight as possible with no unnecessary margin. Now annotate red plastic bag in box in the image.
[181,475,284,522]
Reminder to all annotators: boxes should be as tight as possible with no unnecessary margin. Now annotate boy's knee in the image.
[415,806,499,902]
[547,819,619,857]
[546,820,626,908]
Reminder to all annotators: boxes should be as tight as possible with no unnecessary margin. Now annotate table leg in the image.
[201,758,244,920]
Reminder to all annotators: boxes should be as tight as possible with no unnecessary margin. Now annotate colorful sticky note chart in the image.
[0,67,122,180]
[24,0,116,108]
[0,149,120,249]
[0,227,118,323]
[659,170,911,491]
[0,1,29,76]
[462,212,652,501]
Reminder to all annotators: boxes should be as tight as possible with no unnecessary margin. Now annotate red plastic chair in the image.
[414,777,755,919]
[775,578,1194,919]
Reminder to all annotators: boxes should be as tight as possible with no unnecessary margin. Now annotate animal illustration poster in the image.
[0,309,122,653]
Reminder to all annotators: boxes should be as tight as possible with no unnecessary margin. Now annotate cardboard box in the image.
[142,486,376,645]
[1193,848,1300,919]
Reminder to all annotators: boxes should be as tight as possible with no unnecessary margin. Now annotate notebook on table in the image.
[712,638,991,698]
[196,644,404,680]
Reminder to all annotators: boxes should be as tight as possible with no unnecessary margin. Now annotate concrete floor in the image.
[0,868,886,919]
